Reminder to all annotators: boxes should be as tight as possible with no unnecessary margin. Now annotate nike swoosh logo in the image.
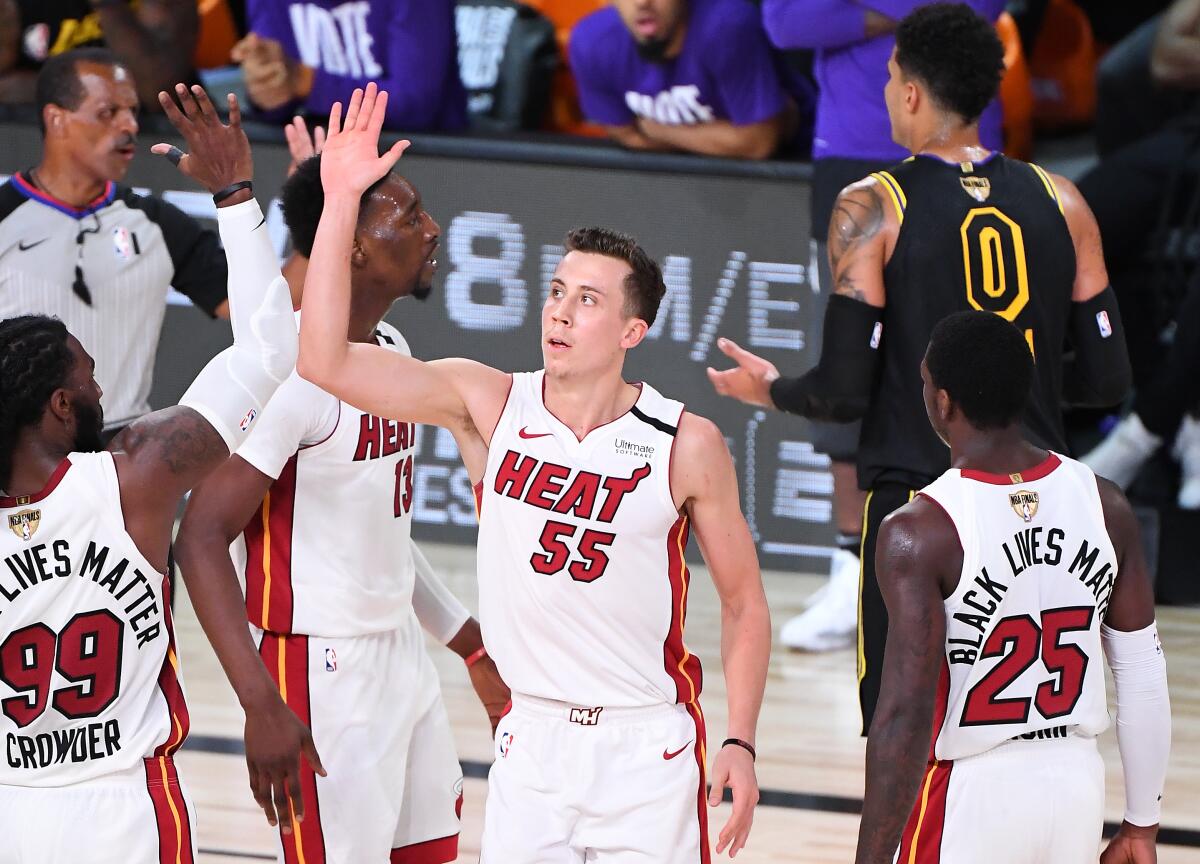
[519,427,553,440]
[18,238,47,251]
[663,742,693,760]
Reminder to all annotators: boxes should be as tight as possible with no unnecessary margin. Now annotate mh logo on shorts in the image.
[569,707,603,726]
[499,731,514,757]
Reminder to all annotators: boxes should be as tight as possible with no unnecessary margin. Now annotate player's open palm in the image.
[320,82,410,196]
[707,337,780,409]
[708,743,759,857]
[284,116,326,177]
[152,84,253,194]
[244,695,326,833]
[1100,824,1158,864]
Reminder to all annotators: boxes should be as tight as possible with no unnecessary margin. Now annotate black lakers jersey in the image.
[858,153,1076,489]
[13,0,131,69]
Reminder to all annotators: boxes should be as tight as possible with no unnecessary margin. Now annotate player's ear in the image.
[905,80,919,114]
[935,387,954,425]
[620,317,649,350]
[46,387,74,425]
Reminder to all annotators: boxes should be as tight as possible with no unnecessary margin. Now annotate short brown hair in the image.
[564,227,665,327]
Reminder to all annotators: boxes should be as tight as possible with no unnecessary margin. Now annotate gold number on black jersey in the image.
[960,207,1036,356]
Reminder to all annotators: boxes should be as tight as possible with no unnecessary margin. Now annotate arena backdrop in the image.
[1,121,836,572]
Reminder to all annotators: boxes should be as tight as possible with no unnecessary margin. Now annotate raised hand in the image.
[708,743,759,857]
[319,83,409,197]
[151,84,253,194]
[284,115,326,177]
[706,337,781,409]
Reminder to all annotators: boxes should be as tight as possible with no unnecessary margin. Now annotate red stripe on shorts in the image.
[153,574,191,758]
[260,633,327,864]
[144,756,195,864]
[686,699,711,864]
[390,833,459,864]
[896,759,954,863]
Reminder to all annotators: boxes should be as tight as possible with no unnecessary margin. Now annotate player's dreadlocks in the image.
[0,316,73,489]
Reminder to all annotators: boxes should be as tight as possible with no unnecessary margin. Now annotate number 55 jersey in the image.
[0,452,188,787]
[919,451,1114,761]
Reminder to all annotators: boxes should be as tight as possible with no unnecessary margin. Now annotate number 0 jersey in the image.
[478,371,699,708]
[919,452,1114,762]
[0,452,187,786]
[859,154,1076,490]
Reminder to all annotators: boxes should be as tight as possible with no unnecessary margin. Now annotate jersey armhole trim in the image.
[484,373,516,450]
[1029,163,1065,215]
[915,490,967,602]
[666,404,687,513]
[298,401,342,452]
[870,171,907,225]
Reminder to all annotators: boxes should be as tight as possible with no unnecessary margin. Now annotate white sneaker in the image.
[1172,415,1200,510]
[1080,413,1162,489]
[780,549,859,652]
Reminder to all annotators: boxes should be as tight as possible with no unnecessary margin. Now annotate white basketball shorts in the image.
[255,616,463,864]
[481,694,711,864]
[895,734,1105,863]
[0,756,197,864]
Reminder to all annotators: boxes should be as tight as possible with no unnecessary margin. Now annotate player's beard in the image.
[71,397,105,453]
[636,37,672,62]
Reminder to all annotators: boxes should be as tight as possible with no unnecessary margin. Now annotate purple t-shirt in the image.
[762,0,1006,161]
[247,0,467,131]
[569,0,811,131]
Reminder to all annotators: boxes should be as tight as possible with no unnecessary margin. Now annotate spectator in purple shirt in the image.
[569,0,814,159]
[232,0,467,131]
[758,0,1004,654]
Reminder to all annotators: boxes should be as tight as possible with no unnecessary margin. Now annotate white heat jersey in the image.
[0,453,188,786]
[920,452,1115,762]
[233,320,418,637]
[478,371,699,708]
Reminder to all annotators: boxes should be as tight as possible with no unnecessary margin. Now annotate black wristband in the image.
[722,737,756,761]
[212,180,253,205]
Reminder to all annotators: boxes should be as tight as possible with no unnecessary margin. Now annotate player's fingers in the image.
[708,767,727,807]
[343,87,364,131]
[705,367,729,394]
[356,82,377,130]
[248,765,278,827]
[313,125,326,154]
[156,89,188,129]
[382,139,410,170]
[327,100,343,136]
[227,92,243,129]
[716,337,752,364]
[285,763,305,823]
[302,732,327,777]
[272,773,294,834]
[190,85,217,121]
[368,87,388,134]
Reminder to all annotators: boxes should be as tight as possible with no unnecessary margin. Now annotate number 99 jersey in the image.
[919,452,1114,762]
[0,453,187,787]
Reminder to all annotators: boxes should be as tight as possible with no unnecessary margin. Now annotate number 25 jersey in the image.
[477,371,700,708]
[0,453,187,786]
[919,452,1114,761]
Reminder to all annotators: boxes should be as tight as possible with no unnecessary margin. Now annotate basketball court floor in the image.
[174,542,1200,863]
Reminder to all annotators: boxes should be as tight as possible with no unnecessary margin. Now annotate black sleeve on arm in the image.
[1063,285,1133,408]
[123,189,229,318]
[768,293,883,422]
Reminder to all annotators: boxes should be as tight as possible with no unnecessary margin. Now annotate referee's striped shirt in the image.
[0,171,227,431]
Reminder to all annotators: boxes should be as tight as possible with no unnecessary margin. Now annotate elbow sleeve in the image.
[1102,622,1171,827]
[1064,286,1132,407]
[411,542,471,645]
[769,294,883,421]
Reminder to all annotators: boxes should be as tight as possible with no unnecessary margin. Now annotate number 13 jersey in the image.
[919,452,1114,762]
[478,371,699,708]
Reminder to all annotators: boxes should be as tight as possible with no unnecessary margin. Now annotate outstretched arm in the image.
[673,413,769,858]
[295,85,507,451]
[113,86,296,570]
[855,497,959,864]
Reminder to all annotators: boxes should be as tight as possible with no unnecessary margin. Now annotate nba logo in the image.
[325,648,338,672]
[499,732,514,758]
[112,227,133,261]
[869,321,883,349]
[1096,311,1113,339]
[239,408,258,432]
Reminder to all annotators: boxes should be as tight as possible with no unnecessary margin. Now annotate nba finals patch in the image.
[1009,490,1039,523]
[960,176,991,202]
[8,508,41,541]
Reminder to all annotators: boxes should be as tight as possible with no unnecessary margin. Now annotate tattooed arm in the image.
[828,177,893,307]
[92,0,199,108]
[855,497,960,864]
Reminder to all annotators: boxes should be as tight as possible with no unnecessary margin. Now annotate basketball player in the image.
[854,311,1170,864]
[0,84,298,862]
[296,83,771,861]
[175,153,510,863]
[707,2,1132,733]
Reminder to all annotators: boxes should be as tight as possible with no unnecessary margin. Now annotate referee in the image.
[708,4,1132,734]
[0,47,229,442]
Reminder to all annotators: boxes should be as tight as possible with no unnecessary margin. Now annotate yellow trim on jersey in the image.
[259,492,272,628]
[908,761,940,864]
[856,492,873,687]
[157,756,186,864]
[870,172,907,225]
[674,516,698,703]
[167,648,184,750]
[1029,163,1064,214]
